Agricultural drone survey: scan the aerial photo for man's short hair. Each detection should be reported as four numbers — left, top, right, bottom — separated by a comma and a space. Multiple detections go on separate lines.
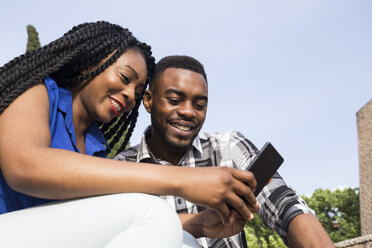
150, 55, 207, 87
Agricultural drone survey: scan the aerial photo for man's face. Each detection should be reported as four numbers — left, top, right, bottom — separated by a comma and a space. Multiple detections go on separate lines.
144, 68, 208, 151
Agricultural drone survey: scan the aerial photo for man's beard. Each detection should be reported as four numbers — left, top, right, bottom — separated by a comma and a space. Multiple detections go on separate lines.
151, 115, 199, 151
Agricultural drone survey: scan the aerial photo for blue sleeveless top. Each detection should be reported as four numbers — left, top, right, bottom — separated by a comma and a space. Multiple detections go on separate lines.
0, 77, 108, 214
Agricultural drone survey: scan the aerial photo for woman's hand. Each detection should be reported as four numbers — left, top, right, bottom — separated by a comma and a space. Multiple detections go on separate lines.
178, 166, 259, 224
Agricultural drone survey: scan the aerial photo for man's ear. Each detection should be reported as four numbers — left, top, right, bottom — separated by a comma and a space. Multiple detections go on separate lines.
143, 89, 153, 113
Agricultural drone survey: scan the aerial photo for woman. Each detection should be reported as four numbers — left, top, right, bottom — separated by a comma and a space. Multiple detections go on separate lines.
0, 21, 256, 247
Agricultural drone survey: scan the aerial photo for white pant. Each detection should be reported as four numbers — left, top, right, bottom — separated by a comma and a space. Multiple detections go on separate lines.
0, 193, 199, 248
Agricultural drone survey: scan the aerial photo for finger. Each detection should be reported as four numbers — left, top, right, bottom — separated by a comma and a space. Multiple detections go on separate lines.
233, 179, 259, 213
229, 209, 246, 222
268, 177, 273, 184
230, 214, 247, 227
214, 203, 230, 225
232, 169, 257, 193
227, 193, 254, 221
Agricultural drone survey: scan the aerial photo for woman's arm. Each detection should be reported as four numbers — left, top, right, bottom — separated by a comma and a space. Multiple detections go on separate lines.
0, 84, 258, 223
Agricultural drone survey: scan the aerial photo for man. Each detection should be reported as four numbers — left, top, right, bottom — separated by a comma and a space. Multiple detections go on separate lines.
115, 56, 334, 247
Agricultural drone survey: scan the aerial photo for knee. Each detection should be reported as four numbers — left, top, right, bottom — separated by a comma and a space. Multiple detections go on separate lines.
102, 194, 183, 247
109, 193, 182, 231
119, 193, 183, 246
134, 194, 181, 227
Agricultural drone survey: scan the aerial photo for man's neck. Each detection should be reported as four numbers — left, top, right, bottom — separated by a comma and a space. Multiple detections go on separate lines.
146, 130, 186, 165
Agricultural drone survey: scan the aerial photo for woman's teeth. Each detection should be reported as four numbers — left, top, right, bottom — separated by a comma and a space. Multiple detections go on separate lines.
110, 98, 122, 112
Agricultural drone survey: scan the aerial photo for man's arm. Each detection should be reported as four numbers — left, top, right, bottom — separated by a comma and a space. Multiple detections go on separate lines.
229, 131, 333, 245
287, 214, 335, 247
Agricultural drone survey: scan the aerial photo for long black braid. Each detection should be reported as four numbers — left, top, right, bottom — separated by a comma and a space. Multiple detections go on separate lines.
0, 21, 155, 156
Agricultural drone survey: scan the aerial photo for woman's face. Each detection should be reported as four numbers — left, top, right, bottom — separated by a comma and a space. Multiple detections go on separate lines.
74, 49, 148, 123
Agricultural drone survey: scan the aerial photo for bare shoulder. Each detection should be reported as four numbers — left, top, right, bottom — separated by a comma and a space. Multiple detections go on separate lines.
0, 82, 51, 151
0, 83, 49, 121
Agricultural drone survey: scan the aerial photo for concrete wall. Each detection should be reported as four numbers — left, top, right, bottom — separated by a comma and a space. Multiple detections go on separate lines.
335, 234, 372, 248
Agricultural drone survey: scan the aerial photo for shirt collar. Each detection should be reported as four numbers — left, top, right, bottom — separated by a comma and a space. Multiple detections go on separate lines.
57, 84, 109, 156
85, 124, 110, 155
134, 126, 154, 162
136, 126, 202, 163
191, 132, 203, 154
57, 86, 74, 133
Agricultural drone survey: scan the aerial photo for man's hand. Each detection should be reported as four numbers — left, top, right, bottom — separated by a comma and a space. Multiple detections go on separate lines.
179, 166, 259, 224
200, 208, 247, 238
180, 208, 247, 239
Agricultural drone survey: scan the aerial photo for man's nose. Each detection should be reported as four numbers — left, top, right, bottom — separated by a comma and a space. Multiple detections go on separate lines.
177, 102, 196, 119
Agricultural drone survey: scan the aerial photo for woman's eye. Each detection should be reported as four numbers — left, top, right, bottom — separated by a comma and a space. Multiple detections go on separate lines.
120, 73, 129, 84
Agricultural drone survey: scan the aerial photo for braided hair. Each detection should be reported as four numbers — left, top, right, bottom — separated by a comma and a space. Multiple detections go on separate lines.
0, 21, 155, 156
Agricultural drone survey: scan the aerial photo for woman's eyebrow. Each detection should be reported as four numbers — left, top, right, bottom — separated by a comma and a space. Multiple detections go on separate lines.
122, 65, 139, 80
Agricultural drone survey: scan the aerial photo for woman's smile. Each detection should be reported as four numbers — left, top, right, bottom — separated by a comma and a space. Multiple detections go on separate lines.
109, 96, 124, 116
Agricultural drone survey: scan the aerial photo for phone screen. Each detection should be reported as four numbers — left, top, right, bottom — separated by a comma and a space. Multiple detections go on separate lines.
246, 142, 284, 196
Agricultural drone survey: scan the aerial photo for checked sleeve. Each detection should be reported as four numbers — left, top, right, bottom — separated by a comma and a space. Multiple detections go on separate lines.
229, 131, 315, 244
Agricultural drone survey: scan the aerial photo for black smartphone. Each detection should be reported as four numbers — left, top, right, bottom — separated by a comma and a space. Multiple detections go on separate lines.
247, 142, 284, 196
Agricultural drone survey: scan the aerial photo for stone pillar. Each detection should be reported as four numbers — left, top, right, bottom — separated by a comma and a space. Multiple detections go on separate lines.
357, 99, 372, 235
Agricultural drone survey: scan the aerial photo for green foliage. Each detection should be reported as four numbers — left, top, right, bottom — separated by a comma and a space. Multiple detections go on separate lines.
244, 213, 286, 248
243, 187, 360, 247
302, 187, 360, 243
106, 129, 130, 158
26, 25, 41, 52
104, 117, 130, 158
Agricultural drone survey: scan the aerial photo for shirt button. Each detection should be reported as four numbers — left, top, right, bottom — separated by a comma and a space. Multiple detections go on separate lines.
177, 198, 183, 204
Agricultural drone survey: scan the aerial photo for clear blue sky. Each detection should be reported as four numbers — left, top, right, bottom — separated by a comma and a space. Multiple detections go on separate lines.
1, 0, 371, 196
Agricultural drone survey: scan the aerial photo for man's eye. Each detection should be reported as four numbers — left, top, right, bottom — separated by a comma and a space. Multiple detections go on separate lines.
168, 98, 180, 105
195, 103, 206, 110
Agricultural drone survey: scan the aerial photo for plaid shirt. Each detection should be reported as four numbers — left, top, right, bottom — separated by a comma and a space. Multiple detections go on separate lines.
114, 127, 314, 248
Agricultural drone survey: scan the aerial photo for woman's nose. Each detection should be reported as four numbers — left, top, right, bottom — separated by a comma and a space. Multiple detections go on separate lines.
121, 87, 136, 110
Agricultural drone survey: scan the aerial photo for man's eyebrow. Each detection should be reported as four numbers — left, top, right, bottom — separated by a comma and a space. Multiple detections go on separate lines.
123, 65, 139, 80
194, 95, 208, 101
165, 88, 185, 97
165, 88, 208, 101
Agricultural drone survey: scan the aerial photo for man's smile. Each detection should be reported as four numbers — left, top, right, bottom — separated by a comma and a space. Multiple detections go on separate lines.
169, 122, 195, 132
166, 119, 198, 140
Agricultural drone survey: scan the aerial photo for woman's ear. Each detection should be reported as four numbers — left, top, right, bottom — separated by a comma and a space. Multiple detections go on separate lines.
143, 90, 153, 113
